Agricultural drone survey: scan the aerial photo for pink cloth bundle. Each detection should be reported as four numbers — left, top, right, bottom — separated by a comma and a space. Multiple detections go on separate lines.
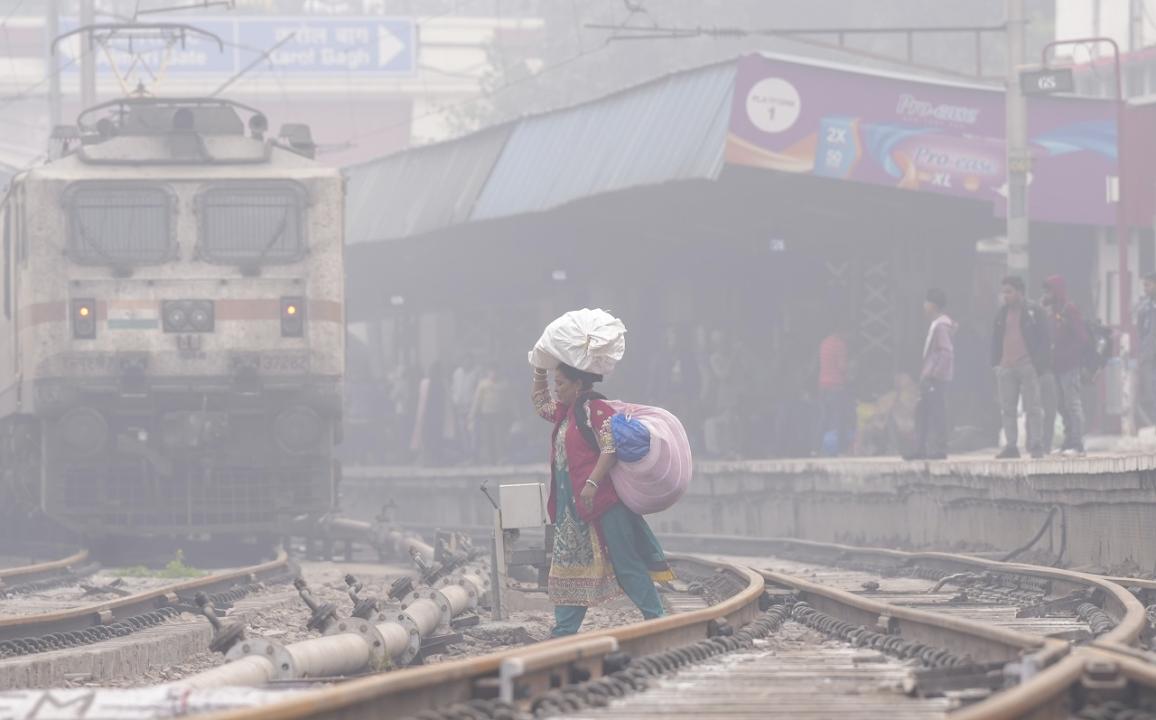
606, 401, 692, 515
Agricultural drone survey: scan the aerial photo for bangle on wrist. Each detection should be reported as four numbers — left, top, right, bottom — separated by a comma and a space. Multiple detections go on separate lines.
585, 479, 598, 489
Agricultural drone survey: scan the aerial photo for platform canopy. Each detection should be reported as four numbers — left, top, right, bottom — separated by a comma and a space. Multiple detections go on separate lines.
346, 60, 738, 246
346, 49, 1133, 248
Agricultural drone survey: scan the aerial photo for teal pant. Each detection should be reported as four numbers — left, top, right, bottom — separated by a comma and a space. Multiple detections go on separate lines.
551, 504, 666, 637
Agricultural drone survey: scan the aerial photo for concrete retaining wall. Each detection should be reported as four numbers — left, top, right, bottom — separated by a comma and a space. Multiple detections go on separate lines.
340, 455, 1156, 575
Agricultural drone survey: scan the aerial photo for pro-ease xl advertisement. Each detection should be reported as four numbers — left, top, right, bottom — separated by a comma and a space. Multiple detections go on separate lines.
726, 53, 1118, 226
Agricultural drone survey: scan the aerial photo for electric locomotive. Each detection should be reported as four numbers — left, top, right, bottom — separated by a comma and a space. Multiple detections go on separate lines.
0, 97, 344, 538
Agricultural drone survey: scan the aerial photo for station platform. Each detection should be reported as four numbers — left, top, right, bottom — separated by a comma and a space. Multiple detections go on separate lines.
340, 439, 1156, 576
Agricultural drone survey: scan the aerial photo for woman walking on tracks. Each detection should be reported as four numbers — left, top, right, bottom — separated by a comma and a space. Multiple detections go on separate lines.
532, 362, 673, 636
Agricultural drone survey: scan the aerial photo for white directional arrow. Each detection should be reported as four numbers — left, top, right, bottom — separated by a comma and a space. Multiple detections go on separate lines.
377, 25, 406, 68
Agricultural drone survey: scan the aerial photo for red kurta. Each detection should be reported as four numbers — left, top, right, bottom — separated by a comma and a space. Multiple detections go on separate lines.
534, 390, 620, 524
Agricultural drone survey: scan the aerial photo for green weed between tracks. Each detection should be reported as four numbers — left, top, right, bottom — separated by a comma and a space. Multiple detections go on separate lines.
114, 550, 207, 579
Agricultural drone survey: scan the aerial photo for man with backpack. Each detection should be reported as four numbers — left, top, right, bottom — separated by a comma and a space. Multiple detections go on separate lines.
1043, 276, 1088, 456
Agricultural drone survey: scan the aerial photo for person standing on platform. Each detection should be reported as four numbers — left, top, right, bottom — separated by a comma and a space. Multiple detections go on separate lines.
991, 277, 1050, 459
817, 322, 854, 456
1135, 273, 1156, 427
450, 355, 481, 462
906, 289, 955, 460
1043, 275, 1088, 456
470, 365, 507, 465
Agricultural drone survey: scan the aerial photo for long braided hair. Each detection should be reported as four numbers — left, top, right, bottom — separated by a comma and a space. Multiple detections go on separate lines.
557, 363, 605, 452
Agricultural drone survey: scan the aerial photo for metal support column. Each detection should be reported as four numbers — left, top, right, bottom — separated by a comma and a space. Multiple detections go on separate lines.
79, 0, 95, 109
46, 0, 61, 125
1005, 0, 1030, 280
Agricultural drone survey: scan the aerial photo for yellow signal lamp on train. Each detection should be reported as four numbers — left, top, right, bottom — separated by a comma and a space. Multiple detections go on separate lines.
281, 296, 305, 337
71, 299, 97, 339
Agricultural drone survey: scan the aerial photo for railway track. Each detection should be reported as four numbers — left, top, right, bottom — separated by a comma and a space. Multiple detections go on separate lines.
4, 533, 1156, 719
108, 534, 1139, 720
0, 549, 295, 661
0, 548, 95, 597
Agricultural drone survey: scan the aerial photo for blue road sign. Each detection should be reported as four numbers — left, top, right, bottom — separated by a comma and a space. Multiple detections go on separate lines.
59, 16, 416, 76
237, 18, 415, 74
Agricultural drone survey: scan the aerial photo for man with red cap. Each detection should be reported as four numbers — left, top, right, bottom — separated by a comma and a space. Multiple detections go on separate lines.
1042, 275, 1087, 456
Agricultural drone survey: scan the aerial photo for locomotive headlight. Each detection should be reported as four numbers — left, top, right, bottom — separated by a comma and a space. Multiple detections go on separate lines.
165, 305, 188, 331
72, 299, 96, 339
189, 303, 213, 332
163, 300, 214, 333
281, 296, 305, 337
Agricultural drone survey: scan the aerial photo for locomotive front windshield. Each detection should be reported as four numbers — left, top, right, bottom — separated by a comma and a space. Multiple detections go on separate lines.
198, 183, 305, 266
63, 181, 308, 268
66, 184, 173, 265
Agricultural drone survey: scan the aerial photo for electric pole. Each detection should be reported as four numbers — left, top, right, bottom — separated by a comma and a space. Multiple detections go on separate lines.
80, 0, 96, 109
1005, 0, 1030, 280
46, 0, 61, 125
1131, 0, 1144, 53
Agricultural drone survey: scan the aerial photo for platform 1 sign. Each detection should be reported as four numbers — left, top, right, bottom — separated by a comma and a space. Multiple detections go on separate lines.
58, 17, 416, 77
726, 53, 1118, 227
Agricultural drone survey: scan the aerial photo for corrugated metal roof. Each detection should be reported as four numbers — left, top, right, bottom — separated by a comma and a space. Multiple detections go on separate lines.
472, 61, 735, 221
344, 124, 511, 245
343, 49, 970, 245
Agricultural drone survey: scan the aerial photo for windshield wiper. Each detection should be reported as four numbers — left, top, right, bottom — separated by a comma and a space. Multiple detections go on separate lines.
241, 208, 291, 275
76, 223, 116, 263
77, 223, 134, 277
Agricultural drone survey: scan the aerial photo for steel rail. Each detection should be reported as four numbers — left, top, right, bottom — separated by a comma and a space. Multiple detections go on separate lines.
0, 548, 89, 587
760, 569, 1070, 665
192, 556, 763, 720
761, 568, 1081, 719
187, 546, 1122, 720
5, 542, 1145, 720
0, 548, 291, 643
946, 645, 1156, 720
179, 519, 1150, 719
661, 533, 1150, 647
676, 534, 1155, 720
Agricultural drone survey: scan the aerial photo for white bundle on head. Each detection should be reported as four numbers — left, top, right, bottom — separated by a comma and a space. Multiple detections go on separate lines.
528, 308, 626, 376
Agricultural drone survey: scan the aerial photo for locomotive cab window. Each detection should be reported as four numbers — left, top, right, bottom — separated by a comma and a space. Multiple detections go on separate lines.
65, 184, 174, 265
197, 183, 305, 267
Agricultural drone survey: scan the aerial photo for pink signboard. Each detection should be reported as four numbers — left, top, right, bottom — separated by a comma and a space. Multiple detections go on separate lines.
726, 54, 1118, 226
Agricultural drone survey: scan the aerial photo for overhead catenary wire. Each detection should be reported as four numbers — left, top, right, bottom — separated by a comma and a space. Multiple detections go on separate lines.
4, 0, 607, 152
0, 0, 28, 30
0, 56, 78, 110
343, 38, 612, 147
210, 31, 296, 96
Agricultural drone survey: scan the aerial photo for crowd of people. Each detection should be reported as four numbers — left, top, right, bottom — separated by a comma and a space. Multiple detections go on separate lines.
344, 272, 1156, 466
344, 356, 537, 466
817, 273, 1141, 461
